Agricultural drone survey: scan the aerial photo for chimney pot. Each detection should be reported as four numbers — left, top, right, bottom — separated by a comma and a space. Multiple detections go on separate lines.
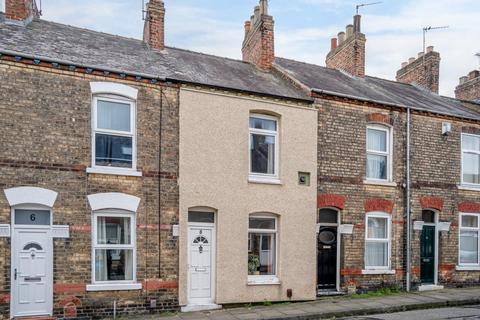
331, 38, 338, 50
460, 76, 468, 85
427, 46, 434, 53
353, 14, 361, 33
401, 62, 408, 68
408, 57, 416, 64
338, 32, 346, 45
468, 70, 480, 80
418, 52, 424, 58
259, 0, 268, 15
244, 21, 251, 35
254, 5, 260, 23
346, 24, 354, 38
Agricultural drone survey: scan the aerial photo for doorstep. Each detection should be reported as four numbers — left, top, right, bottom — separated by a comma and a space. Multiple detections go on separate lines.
181, 304, 222, 312
13, 317, 56, 320
317, 289, 345, 297
418, 284, 444, 292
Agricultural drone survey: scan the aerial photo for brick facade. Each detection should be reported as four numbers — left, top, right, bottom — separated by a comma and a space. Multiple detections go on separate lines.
326, 15, 366, 77
0, 59, 180, 318
455, 70, 480, 102
143, 0, 165, 51
5, 0, 39, 22
396, 46, 441, 94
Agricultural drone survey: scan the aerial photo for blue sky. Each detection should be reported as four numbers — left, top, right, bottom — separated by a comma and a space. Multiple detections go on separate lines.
2, 0, 479, 96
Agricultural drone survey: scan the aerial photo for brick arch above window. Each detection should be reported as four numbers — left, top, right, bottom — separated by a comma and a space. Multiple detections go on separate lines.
420, 196, 444, 211
462, 126, 480, 135
458, 202, 480, 213
364, 198, 394, 214
317, 194, 345, 210
366, 113, 393, 126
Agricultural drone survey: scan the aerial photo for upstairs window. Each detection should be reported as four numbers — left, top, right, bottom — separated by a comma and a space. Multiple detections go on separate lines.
249, 114, 278, 180
462, 133, 480, 185
93, 97, 135, 170
366, 125, 391, 181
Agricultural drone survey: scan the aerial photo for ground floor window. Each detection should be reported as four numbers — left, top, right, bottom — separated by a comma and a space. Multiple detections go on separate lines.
92, 211, 136, 282
459, 213, 480, 265
365, 212, 391, 269
248, 215, 277, 276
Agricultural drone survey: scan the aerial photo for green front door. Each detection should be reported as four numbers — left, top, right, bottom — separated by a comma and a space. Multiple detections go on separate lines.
420, 225, 435, 284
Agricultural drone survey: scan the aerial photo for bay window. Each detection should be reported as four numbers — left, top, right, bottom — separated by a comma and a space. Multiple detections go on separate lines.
462, 133, 480, 185
365, 213, 391, 270
249, 114, 279, 182
459, 213, 480, 266
366, 125, 391, 181
248, 215, 278, 283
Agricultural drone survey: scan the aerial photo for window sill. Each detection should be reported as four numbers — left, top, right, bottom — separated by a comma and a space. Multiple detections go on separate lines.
363, 180, 397, 187
362, 269, 396, 275
86, 167, 142, 177
456, 265, 480, 271
458, 185, 480, 192
86, 283, 142, 291
248, 176, 282, 185
247, 276, 280, 285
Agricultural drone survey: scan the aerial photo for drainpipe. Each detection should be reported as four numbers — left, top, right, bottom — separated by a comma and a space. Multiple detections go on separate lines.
406, 107, 412, 292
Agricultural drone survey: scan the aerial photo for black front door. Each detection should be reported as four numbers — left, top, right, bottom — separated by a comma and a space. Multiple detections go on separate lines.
317, 226, 337, 290
420, 225, 435, 284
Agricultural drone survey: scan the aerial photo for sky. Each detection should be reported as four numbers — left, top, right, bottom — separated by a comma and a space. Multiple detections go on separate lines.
1, 0, 479, 97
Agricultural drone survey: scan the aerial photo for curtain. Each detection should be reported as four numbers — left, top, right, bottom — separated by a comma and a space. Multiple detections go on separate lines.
367, 154, 386, 179
367, 129, 386, 152
460, 231, 479, 264
463, 153, 480, 184
365, 242, 388, 267
97, 100, 131, 132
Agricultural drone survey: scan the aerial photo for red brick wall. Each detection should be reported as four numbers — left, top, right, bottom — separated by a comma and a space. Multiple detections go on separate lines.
5, 0, 38, 21
143, 0, 165, 50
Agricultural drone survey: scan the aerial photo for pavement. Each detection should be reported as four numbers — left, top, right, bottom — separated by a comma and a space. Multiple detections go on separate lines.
343, 305, 480, 319
118, 287, 480, 320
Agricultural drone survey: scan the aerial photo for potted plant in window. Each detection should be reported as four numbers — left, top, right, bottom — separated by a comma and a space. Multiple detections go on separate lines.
248, 254, 260, 275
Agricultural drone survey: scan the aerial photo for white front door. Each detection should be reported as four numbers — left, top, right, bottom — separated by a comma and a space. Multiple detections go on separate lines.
188, 225, 214, 305
11, 228, 53, 317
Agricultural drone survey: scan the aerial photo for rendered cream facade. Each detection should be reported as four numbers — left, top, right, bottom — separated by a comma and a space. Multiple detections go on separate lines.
179, 88, 318, 306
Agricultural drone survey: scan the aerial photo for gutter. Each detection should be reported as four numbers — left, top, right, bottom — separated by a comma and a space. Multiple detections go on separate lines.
0, 49, 167, 81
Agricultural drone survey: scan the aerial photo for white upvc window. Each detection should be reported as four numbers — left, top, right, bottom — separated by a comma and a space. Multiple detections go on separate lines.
366, 125, 392, 182
364, 212, 391, 270
248, 215, 279, 284
91, 95, 137, 175
249, 114, 279, 183
90, 210, 137, 287
459, 213, 480, 266
461, 133, 480, 186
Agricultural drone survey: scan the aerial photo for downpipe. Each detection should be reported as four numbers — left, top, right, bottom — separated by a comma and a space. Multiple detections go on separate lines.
406, 107, 412, 292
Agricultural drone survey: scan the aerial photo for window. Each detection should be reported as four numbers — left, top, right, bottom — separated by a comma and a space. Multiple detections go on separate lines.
249, 114, 279, 180
459, 213, 480, 265
92, 211, 136, 284
248, 215, 277, 278
365, 213, 391, 269
92, 96, 136, 171
366, 125, 391, 181
462, 133, 480, 185
318, 208, 338, 224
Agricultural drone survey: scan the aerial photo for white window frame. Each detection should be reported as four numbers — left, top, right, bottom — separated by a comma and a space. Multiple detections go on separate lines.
88, 94, 141, 177
366, 124, 392, 183
87, 209, 141, 291
247, 214, 279, 285
458, 213, 480, 267
364, 212, 392, 271
248, 114, 280, 184
461, 133, 480, 188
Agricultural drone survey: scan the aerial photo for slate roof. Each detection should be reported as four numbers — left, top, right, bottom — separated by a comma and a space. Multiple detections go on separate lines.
276, 57, 480, 120
0, 13, 310, 101
1, 13, 480, 120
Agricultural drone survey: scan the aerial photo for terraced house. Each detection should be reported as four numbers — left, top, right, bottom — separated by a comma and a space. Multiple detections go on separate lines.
1, 0, 480, 319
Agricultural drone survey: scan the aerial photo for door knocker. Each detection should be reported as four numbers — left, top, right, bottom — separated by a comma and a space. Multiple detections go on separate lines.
30, 250, 36, 259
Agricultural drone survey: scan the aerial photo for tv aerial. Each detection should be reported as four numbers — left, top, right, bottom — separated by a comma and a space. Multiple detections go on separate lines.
356, 2, 382, 15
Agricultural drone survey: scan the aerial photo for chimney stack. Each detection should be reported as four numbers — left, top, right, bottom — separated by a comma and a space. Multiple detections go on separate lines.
242, 0, 275, 71
396, 46, 441, 94
5, 0, 39, 25
143, 0, 165, 51
455, 70, 480, 102
326, 15, 366, 77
